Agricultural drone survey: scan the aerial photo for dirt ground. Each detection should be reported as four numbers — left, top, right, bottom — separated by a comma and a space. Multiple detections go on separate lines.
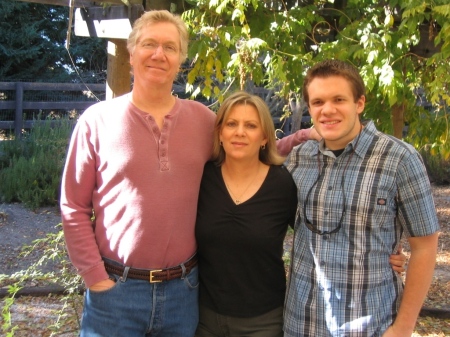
0, 184, 449, 336
420, 185, 450, 311
0, 204, 61, 275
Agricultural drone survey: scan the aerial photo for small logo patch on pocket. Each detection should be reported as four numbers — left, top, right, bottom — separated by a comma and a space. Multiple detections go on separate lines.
377, 198, 387, 205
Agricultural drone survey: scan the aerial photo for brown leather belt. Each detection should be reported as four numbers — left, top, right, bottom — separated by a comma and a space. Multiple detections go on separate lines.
104, 255, 198, 283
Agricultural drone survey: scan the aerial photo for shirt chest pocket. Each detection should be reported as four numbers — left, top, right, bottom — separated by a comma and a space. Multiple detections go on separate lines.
349, 183, 397, 231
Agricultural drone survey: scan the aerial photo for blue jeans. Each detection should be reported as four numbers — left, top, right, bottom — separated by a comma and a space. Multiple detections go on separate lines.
80, 266, 199, 337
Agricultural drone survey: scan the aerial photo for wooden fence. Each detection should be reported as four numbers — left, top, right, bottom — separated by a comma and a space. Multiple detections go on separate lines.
0, 82, 105, 138
0, 82, 302, 139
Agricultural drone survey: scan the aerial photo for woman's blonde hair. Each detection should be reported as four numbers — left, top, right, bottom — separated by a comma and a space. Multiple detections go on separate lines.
127, 10, 189, 63
212, 91, 285, 166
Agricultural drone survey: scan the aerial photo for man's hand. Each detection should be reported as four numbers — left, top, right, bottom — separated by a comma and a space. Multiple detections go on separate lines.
382, 325, 410, 337
309, 126, 321, 141
89, 278, 116, 292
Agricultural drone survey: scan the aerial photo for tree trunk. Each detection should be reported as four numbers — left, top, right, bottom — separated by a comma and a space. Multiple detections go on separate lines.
391, 103, 405, 139
145, 0, 186, 13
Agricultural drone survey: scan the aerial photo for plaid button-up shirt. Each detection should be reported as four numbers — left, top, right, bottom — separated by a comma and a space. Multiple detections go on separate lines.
283, 121, 439, 336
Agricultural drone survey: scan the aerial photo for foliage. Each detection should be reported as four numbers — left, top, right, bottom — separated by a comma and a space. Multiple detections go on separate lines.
409, 102, 450, 171
182, 0, 450, 158
1, 283, 20, 336
0, 0, 107, 82
1, 225, 83, 336
420, 146, 450, 185
0, 117, 73, 209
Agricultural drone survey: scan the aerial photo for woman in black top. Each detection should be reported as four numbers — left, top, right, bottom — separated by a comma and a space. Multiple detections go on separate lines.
196, 91, 295, 336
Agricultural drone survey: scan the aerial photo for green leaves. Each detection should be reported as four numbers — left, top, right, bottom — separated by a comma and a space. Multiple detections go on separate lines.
184, 0, 449, 157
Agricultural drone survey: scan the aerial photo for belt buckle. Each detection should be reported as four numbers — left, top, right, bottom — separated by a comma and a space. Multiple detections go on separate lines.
149, 269, 162, 283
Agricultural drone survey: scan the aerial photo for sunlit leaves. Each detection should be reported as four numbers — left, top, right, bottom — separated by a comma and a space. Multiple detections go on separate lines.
433, 4, 450, 17
183, 0, 449, 155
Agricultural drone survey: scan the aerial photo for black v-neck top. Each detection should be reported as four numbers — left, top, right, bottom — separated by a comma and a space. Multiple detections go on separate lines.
195, 161, 298, 317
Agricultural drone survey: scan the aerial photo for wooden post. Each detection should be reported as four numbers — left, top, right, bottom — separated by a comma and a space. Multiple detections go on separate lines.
15, 82, 24, 139
106, 39, 131, 100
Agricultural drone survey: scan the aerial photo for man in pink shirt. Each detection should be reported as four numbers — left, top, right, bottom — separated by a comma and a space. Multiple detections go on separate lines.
60, 10, 216, 336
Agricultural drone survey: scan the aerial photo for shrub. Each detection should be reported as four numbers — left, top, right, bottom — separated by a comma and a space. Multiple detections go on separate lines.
0, 118, 73, 209
420, 146, 450, 185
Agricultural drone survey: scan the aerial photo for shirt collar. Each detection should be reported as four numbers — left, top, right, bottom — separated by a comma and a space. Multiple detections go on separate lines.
316, 120, 377, 159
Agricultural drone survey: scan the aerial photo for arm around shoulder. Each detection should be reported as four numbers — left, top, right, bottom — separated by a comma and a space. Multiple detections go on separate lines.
276, 127, 319, 156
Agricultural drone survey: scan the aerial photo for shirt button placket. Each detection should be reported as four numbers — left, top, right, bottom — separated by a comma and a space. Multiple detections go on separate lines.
159, 119, 170, 171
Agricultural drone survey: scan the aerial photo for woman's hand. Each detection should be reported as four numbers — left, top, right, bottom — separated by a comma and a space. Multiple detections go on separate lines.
390, 247, 408, 274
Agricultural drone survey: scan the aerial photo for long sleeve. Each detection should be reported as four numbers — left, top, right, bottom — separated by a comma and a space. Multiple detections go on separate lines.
276, 128, 311, 156
60, 114, 107, 287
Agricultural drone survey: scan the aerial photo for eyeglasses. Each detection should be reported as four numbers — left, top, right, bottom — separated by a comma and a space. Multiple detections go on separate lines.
303, 171, 347, 235
141, 42, 179, 55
